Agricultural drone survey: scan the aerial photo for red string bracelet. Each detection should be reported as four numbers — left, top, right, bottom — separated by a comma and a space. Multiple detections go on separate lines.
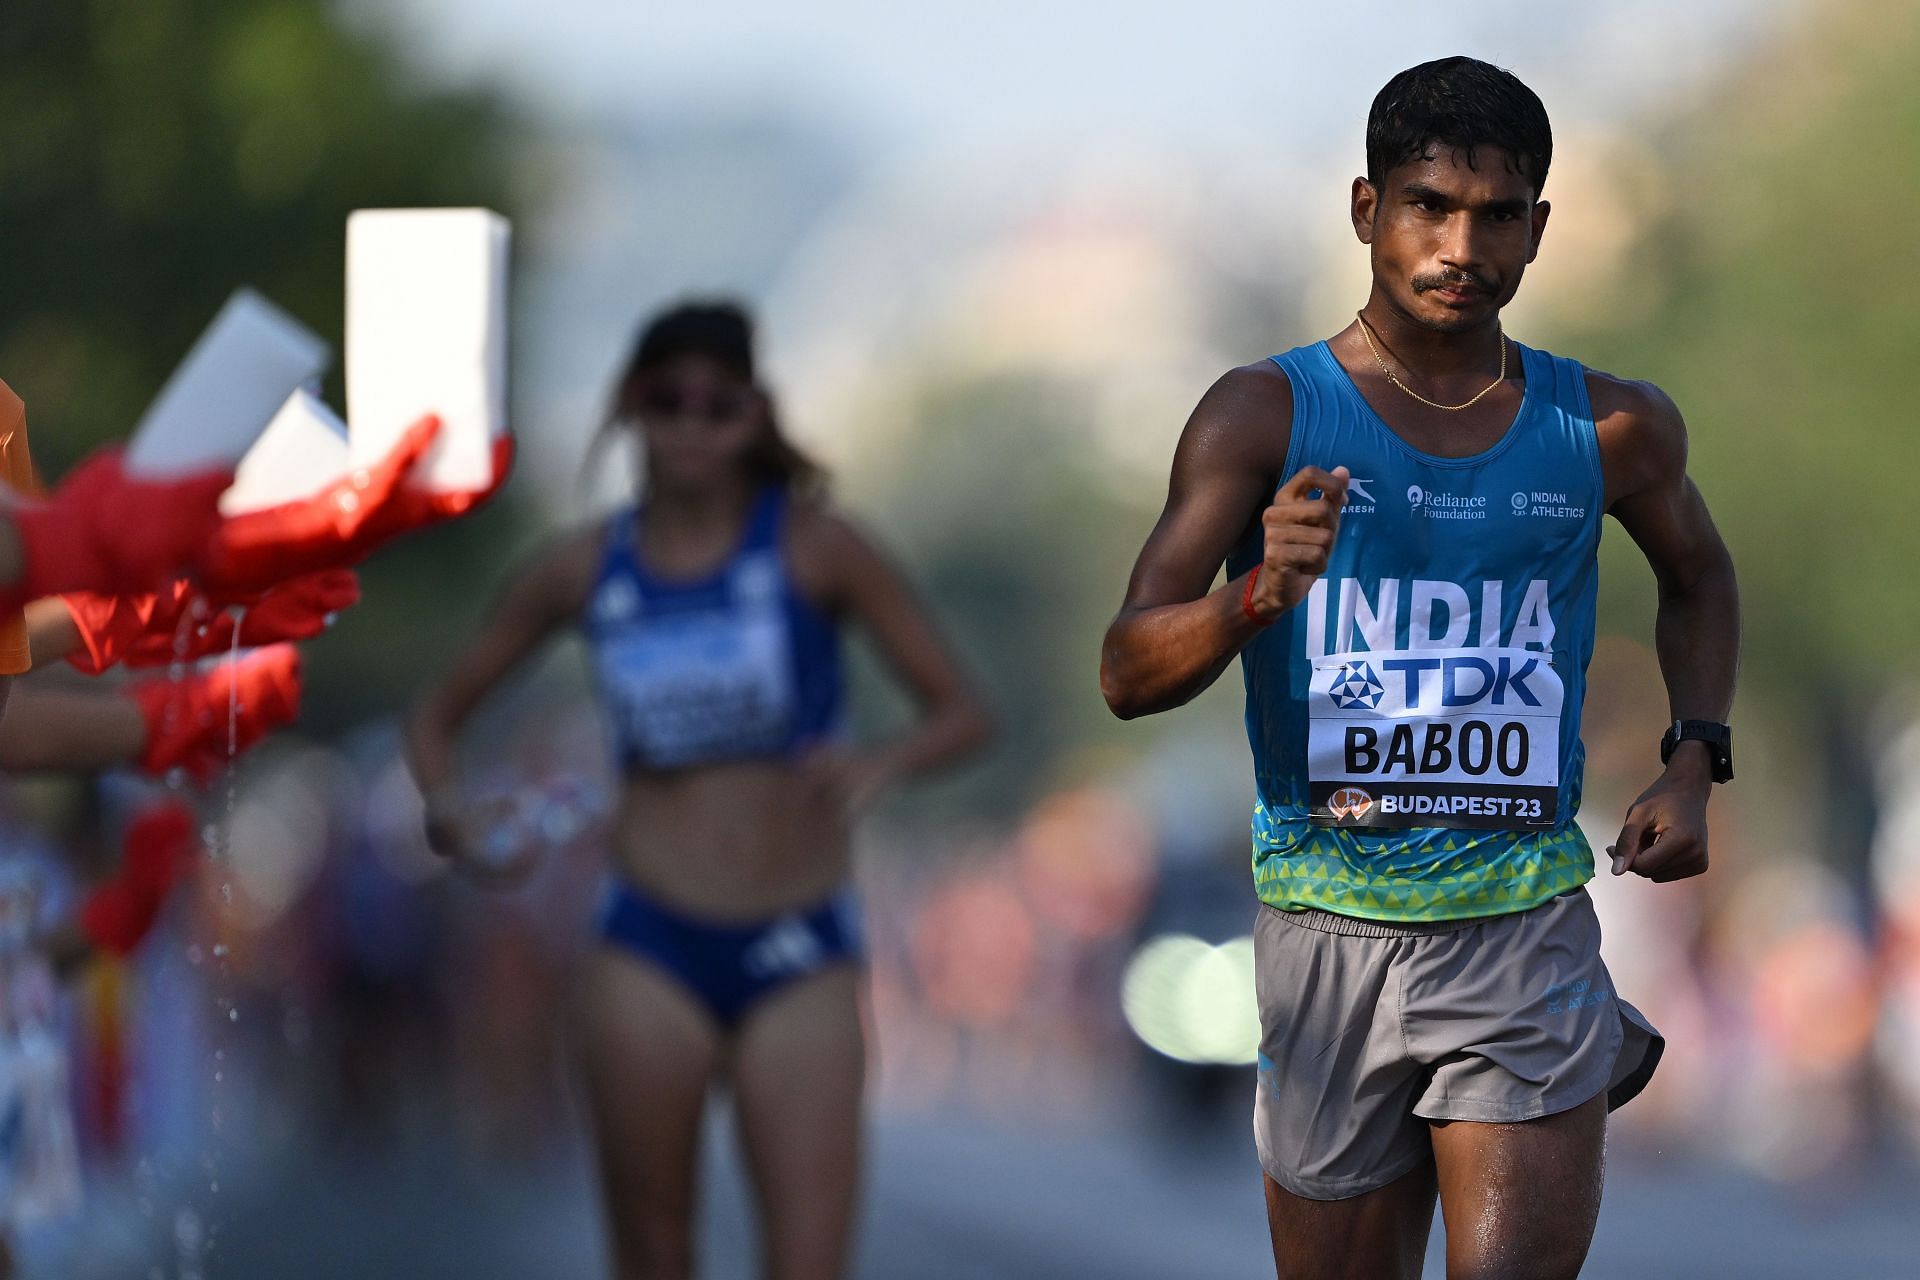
1243, 566, 1274, 627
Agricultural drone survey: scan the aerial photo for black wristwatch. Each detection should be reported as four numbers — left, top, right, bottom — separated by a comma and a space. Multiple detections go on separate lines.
1660, 720, 1733, 783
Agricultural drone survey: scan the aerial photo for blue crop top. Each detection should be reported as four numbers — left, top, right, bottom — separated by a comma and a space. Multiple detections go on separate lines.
582, 487, 843, 771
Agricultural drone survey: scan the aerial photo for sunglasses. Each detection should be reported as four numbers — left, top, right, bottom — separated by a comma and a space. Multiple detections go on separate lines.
636, 384, 760, 425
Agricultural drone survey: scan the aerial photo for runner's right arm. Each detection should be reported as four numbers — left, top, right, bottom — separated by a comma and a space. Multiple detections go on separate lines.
1101, 362, 1343, 719
403, 528, 600, 825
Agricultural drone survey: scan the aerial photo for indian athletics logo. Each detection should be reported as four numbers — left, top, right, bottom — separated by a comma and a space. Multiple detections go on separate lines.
1328, 660, 1385, 710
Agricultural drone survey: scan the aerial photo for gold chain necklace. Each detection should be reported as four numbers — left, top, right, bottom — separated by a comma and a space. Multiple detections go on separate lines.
1355, 311, 1507, 412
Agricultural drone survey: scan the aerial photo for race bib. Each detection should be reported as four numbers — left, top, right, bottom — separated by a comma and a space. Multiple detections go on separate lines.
1307, 645, 1561, 830
594, 555, 796, 767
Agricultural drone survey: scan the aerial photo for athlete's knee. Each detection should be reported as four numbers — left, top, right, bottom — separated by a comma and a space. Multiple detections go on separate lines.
764, 1240, 851, 1280
611, 1239, 695, 1280
608, 1204, 697, 1280
1445, 1233, 1589, 1280
755, 1175, 859, 1280
613, 1258, 691, 1280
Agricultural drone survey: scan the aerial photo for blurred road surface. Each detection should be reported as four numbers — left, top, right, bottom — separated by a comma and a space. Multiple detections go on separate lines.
35, 1096, 1920, 1279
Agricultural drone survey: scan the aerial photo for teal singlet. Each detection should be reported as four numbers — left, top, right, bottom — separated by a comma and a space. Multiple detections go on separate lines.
1227, 340, 1603, 922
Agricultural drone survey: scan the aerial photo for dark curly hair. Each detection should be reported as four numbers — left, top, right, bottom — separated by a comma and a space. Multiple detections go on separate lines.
1366, 57, 1552, 197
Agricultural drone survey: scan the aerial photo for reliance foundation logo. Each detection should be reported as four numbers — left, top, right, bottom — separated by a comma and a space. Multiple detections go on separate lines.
1407, 484, 1488, 520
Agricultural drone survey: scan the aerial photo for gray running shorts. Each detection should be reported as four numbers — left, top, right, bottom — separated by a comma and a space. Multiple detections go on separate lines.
1252, 887, 1661, 1200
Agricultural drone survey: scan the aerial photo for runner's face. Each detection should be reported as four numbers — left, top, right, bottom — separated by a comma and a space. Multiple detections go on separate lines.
631, 354, 763, 494
1353, 146, 1550, 333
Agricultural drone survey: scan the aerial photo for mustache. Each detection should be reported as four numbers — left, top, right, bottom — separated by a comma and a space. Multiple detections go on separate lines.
1412, 268, 1496, 295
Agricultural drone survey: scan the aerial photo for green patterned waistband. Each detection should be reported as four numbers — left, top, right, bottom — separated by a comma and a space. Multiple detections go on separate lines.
1250, 821, 1594, 923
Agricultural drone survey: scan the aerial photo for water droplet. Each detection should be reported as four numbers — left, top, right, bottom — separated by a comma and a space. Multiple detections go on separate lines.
220, 883, 233, 904
213, 1071, 223, 1083
201, 824, 221, 847
227, 1008, 239, 1022
173, 1205, 203, 1253
186, 946, 204, 966
212, 944, 228, 959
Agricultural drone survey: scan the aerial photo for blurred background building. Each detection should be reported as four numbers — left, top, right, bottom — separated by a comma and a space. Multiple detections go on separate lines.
3, 0, 1918, 1275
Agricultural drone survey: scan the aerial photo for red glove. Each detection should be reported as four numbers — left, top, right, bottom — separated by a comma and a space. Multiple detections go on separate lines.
77, 800, 199, 956
226, 568, 361, 645
195, 415, 441, 595
4, 447, 232, 610
378, 432, 516, 531
62, 570, 359, 674
133, 644, 302, 785
60, 589, 160, 675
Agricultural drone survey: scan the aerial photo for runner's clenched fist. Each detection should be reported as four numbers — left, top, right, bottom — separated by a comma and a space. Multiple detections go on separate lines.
1246, 465, 1349, 623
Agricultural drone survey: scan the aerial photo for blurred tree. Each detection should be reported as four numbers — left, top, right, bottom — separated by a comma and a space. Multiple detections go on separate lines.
0, 0, 537, 725
1564, 0, 1920, 687
844, 371, 1204, 820
0, 0, 529, 464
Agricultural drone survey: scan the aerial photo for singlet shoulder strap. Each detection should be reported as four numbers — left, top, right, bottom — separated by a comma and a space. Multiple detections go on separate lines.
1524, 345, 1603, 494
1265, 342, 1327, 385
739, 484, 789, 553
1265, 342, 1340, 479
1538, 347, 1597, 427
599, 504, 640, 567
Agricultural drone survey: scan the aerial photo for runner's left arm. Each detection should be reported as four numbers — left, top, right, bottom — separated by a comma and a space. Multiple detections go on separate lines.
1594, 374, 1740, 882
790, 508, 993, 812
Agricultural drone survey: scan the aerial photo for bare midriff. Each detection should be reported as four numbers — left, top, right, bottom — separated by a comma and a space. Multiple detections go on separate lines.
608, 757, 849, 921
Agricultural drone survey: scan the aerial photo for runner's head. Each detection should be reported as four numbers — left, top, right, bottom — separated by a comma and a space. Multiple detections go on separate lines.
607, 300, 822, 500
1354, 57, 1553, 333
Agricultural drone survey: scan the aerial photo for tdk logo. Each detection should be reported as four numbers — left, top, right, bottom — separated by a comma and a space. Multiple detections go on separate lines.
1366, 653, 1545, 709
1328, 661, 1385, 709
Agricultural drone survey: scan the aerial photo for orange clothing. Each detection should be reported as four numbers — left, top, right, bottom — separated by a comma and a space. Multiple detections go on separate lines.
0, 379, 39, 673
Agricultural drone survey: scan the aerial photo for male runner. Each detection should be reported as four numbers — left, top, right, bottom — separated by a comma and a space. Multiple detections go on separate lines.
1101, 57, 1739, 1279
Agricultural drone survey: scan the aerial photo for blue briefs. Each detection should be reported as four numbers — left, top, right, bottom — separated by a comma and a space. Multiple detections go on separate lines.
597, 878, 863, 1027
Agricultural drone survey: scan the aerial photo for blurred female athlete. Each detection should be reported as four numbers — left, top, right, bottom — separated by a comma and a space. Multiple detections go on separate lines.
407, 301, 991, 1280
